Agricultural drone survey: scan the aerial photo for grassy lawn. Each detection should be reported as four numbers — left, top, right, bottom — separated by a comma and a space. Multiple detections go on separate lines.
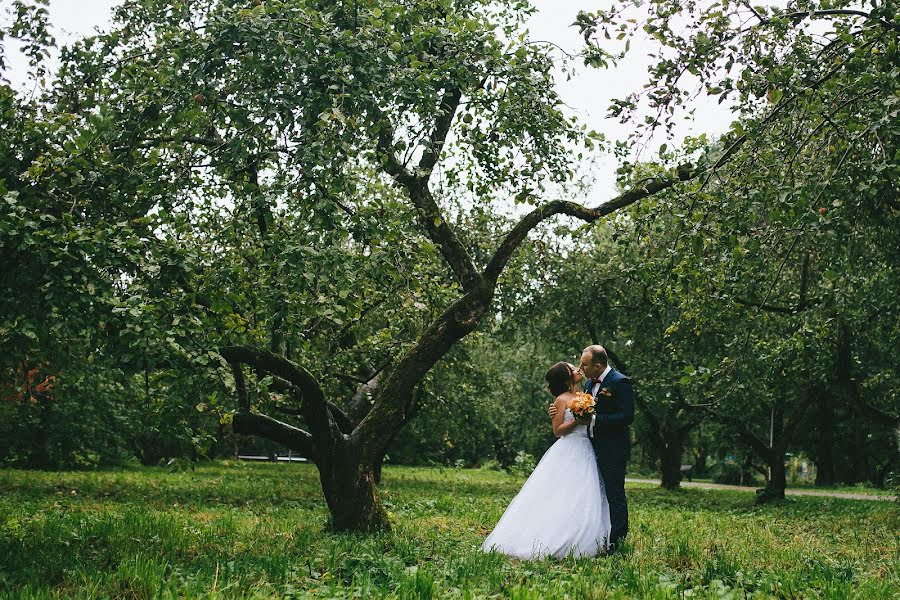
0, 462, 897, 599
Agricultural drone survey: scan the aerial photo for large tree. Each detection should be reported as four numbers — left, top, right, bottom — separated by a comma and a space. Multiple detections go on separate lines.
13, 0, 698, 532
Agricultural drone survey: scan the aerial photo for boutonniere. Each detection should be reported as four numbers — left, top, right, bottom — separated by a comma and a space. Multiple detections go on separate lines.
598, 388, 612, 398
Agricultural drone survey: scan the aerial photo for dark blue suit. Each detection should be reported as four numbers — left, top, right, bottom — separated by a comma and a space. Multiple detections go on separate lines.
586, 368, 634, 551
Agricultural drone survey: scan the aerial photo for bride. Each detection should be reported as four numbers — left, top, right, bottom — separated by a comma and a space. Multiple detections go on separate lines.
481, 361, 611, 559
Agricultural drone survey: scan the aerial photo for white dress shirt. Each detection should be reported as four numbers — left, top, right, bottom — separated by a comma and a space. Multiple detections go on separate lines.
588, 365, 612, 437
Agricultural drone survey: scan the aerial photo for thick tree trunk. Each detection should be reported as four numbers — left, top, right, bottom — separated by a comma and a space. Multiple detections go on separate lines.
232, 411, 391, 531
815, 388, 836, 486
757, 447, 787, 502
659, 430, 683, 490
227, 291, 490, 533
318, 444, 390, 532
732, 386, 814, 504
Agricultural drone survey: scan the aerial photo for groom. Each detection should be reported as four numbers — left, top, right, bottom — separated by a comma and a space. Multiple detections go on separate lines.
550, 345, 635, 553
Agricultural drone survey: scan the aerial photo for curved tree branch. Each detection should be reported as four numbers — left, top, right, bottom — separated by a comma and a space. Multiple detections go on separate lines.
484, 164, 698, 284
352, 289, 490, 457
220, 345, 336, 442
374, 104, 483, 291
258, 373, 353, 433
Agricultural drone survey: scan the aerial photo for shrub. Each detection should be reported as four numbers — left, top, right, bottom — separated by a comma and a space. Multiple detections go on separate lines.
508, 451, 536, 477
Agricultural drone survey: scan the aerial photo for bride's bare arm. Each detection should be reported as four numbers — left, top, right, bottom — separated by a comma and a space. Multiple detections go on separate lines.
551, 397, 579, 437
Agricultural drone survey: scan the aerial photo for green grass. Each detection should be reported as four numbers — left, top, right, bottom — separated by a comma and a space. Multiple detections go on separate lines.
1, 462, 897, 599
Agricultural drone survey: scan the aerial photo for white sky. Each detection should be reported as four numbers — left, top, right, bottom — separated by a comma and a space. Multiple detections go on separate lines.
3, 0, 737, 203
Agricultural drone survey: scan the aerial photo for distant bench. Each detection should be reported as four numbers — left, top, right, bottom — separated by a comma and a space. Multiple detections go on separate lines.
237, 454, 308, 463
680, 465, 693, 482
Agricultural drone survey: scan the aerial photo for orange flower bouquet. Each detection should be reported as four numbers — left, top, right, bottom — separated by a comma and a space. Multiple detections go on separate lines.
569, 392, 595, 419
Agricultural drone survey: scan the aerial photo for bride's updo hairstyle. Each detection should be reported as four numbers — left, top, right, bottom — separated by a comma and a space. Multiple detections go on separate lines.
545, 362, 573, 396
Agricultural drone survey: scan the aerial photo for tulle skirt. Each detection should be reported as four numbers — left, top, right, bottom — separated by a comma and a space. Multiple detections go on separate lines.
482, 427, 611, 559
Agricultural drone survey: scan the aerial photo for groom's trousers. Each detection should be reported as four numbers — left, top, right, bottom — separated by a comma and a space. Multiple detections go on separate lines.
597, 452, 628, 551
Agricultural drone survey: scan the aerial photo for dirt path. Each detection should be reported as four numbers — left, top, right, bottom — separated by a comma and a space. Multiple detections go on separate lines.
625, 478, 897, 502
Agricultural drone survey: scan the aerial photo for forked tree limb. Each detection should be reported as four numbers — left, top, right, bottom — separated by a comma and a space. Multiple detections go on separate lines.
220, 345, 337, 442
260, 374, 353, 433
373, 98, 483, 292
418, 86, 463, 174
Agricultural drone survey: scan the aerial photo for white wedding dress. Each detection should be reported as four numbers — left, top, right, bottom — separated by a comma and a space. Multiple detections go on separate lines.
482, 409, 611, 559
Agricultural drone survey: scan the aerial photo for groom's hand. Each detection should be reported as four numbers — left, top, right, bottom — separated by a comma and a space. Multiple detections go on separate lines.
547, 403, 558, 418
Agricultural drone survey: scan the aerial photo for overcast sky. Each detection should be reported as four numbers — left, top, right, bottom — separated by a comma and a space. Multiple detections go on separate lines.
4, 0, 737, 203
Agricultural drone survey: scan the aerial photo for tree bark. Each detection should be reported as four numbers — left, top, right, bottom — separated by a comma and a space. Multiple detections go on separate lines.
759, 445, 788, 502
726, 386, 815, 503
231, 412, 389, 531
659, 426, 684, 490
815, 388, 836, 486
317, 441, 390, 532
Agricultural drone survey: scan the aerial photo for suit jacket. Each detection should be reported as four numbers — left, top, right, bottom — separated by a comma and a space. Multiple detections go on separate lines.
585, 368, 635, 461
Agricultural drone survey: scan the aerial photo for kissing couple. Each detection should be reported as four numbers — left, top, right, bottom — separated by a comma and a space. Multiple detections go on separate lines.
481, 345, 635, 559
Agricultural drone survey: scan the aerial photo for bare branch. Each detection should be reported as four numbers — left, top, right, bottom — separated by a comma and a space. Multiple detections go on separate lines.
232, 412, 315, 457
778, 9, 900, 32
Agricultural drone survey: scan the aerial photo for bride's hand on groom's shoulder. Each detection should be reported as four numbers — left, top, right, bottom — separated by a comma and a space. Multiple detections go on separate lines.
547, 403, 558, 417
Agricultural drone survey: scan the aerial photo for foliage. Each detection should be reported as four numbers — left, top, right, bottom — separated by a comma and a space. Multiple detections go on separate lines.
0, 0, 54, 81
508, 450, 537, 477
567, 0, 900, 492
